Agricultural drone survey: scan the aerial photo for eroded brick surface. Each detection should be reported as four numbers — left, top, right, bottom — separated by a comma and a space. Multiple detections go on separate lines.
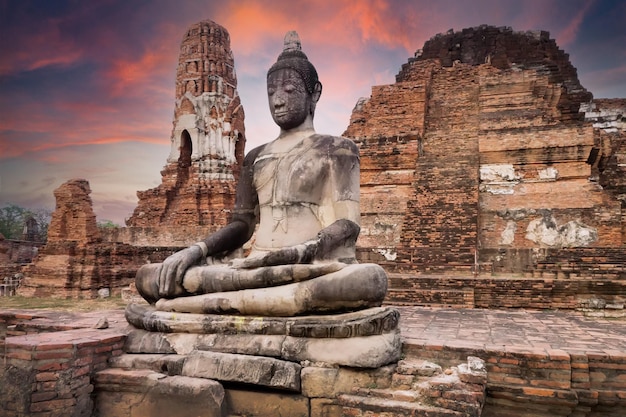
344, 25, 625, 286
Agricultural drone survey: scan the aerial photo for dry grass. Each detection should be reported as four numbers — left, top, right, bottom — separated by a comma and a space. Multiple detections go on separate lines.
0, 295, 128, 311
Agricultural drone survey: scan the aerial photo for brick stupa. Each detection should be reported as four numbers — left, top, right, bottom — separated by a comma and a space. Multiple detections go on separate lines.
127, 20, 246, 229
344, 26, 625, 293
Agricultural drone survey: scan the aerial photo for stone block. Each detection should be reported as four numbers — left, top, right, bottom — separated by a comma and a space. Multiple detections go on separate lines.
109, 353, 186, 376
310, 398, 342, 417
126, 304, 399, 338
225, 388, 309, 417
124, 329, 176, 354
95, 369, 224, 417
182, 350, 301, 391
396, 358, 443, 377
123, 328, 285, 357
301, 365, 395, 398
282, 329, 402, 368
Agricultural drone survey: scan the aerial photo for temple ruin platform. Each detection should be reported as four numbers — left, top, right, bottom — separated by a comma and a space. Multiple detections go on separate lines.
2, 304, 625, 416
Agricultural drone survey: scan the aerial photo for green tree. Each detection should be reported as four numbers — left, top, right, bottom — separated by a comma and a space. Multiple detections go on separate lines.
0, 204, 52, 241
97, 219, 120, 229
0, 204, 26, 239
29, 208, 53, 242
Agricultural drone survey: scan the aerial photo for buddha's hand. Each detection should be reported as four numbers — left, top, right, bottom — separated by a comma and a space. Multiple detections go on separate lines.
157, 245, 204, 297
231, 239, 319, 269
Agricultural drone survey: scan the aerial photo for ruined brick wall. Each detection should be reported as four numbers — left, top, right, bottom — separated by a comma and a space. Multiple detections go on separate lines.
18, 241, 178, 298
413, 25, 592, 121
0, 316, 125, 417
344, 26, 624, 277
47, 179, 101, 245
477, 67, 621, 251
400, 63, 481, 272
584, 99, 626, 244
19, 180, 179, 298
127, 19, 245, 232
345, 62, 433, 260
346, 61, 482, 272
101, 225, 212, 247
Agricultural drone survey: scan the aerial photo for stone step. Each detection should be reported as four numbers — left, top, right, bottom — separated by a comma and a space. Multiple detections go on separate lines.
96, 366, 310, 417
109, 353, 186, 375
339, 358, 485, 417
109, 351, 301, 391
338, 394, 468, 417
94, 368, 225, 417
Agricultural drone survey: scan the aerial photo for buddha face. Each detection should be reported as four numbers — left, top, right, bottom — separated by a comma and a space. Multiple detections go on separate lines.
267, 68, 313, 130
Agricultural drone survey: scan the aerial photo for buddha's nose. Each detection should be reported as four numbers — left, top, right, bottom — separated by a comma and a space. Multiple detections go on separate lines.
273, 95, 285, 108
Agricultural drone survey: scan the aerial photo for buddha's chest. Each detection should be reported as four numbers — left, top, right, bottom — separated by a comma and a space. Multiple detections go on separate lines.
253, 148, 329, 206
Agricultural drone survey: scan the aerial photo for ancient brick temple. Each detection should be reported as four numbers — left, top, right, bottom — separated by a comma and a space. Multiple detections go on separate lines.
127, 19, 246, 231
17, 180, 179, 298
345, 26, 625, 308
16, 24, 626, 309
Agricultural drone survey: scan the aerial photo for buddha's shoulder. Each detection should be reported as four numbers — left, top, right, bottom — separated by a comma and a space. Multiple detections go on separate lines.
243, 143, 268, 166
307, 134, 359, 156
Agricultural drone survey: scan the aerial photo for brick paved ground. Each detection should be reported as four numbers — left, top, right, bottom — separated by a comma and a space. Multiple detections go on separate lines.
397, 306, 626, 356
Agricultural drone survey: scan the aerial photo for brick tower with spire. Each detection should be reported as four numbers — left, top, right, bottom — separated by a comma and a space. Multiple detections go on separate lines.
127, 19, 246, 230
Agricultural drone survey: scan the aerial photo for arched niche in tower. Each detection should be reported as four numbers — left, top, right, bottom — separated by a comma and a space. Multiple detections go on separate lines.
234, 131, 245, 166
179, 129, 192, 169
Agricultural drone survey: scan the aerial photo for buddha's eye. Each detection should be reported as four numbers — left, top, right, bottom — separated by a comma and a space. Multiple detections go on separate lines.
267, 87, 276, 96
284, 84, 295, 93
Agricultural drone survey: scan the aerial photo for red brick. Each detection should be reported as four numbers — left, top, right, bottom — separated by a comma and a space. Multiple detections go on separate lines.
30, 398, 76, 413
35, 372, 59, 382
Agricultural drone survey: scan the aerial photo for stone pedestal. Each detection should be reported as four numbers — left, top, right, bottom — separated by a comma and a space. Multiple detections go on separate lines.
125, 303, 402, 368
106, 303, 488, 416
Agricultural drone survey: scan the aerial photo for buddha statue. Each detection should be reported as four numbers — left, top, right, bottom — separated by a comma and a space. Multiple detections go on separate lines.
134, 31, 388, 317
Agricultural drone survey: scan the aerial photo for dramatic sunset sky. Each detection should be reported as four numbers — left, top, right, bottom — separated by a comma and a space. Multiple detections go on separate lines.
1, 0, 625, 224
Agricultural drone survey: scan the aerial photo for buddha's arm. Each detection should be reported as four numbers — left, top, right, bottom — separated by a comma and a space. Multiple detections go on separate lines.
157, 148, 261, 296
233, 217, 360, 269
196, 145, 260, 255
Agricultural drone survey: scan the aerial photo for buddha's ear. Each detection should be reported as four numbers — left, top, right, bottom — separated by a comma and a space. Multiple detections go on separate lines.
312, 81, 322, 103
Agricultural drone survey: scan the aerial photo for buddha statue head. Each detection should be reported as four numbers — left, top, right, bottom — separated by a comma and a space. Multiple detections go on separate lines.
267, 31, 322, 129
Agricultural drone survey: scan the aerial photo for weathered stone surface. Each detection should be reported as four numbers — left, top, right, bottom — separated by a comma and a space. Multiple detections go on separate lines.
125, 327, 401, 368
395, 358, 443, 378
109, 353, 187, 376
181, 350, 301, 391
127, 19, 245, 231
124, 304, 402, 367
95, 368, 224, 417
126, 303, 399, 337
154, 263, 388, 316
124, 328, 285, 357
282, 329, 402, 368
301, 365, 395, 398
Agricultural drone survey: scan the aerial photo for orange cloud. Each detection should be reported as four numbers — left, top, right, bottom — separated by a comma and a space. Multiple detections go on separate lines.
105, 41, 177, 97
0, 138, 157, 161
214, 2, 294, 57
0, 13, 86, 76
333, 0, 416, 52
556, 0, 594, 46
216, 0, 420, 58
